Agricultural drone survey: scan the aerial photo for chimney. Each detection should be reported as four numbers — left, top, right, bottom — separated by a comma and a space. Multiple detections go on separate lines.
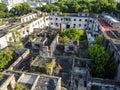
60, 23, 63, 32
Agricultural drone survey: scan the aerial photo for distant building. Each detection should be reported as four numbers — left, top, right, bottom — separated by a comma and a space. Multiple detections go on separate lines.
116, 0, 120, 2
46, 0, 58, 4
1, 0, 27, 10
27, 0, 47, 8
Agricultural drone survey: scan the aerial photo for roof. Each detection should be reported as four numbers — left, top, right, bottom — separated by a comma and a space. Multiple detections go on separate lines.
18, 74, 37, 85
35, 75, 58, 90
31, 57, 54, 67
104, 15, 120, 23
98, 19, 113, 31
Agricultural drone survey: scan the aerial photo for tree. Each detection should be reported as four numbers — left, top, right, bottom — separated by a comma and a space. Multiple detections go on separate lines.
95, 35, 103, 45
0, 3, 7, 12
88, 45, 110, 78
0, 50, 13, 71
104, 58, 117, 79
0, 11, 6, 18
10, 3, 32, 16
60, 36, 71, 44
37, 0, 119, 17
60, 28, 84, 41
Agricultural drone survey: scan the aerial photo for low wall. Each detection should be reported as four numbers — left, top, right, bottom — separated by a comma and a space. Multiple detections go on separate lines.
8, 49, 30, 70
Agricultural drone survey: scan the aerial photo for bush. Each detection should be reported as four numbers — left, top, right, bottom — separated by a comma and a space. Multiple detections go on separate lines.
15, 83, 29, 90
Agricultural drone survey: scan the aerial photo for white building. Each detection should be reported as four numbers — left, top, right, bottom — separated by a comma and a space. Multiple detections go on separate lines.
27, 0, 47, 8
0, 12, 99, 49
116, 0, 120, 2
0, 32, 8, 49
50, 12, 98, 30
0, 12, 49, 49
46, 0, 58, 4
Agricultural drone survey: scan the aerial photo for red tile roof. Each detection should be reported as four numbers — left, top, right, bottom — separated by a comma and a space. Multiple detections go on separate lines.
98, 19, 113, 31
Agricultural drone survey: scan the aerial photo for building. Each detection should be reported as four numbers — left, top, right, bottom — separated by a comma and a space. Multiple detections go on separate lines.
50, 12, 99, 45
1, 0, 27, 10
0, 73, 16, 90
0, 12, 49, 49
98, 14, 120, 82
102, 15, 120, 28
4, 71, 62, 90
46, 0, 58, 4
116, 0, 120, 2
27, 0, 47, 8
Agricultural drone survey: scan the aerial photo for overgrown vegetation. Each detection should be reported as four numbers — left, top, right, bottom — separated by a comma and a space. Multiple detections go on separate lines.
0, 74, 3, 81
15, 83, 30, 90
0, 3, 32, 18
0, 50, 14, 71
88, 36, 117, 79
60, 28, 84, 44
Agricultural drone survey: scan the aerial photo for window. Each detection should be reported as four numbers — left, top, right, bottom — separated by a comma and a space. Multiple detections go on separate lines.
85, 19, 87, 21
74, 19, 76, 21
56, 23, 58, 26
9, 37, 12, 41
79, 19, 81, 21
61, 18, 63, 21
73, 24, 76, 28
51, 23, 53, 25
69, 18, 71, 21
90, 20, 92, 22
79, 24, 81, 27
66, 18, 68, 21
56, 18, 58, 20
23, 31, 25, 34
26, 18, 28, 21
84, 24, 86, 27
85, 14, 88, 16
50, 18, 53, 20
27, 29, 29, 33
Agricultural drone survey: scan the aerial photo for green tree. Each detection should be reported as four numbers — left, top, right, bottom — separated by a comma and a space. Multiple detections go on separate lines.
104, 58, 117, 79
60, 28, 84, 41
60, 36, 71, 44
10, 3, 32, 16
0, 11, 6, 18
88, 45, 110, 78
0, 50, 13, 71
95, 35, 103, 45
0, 3, 7, 12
